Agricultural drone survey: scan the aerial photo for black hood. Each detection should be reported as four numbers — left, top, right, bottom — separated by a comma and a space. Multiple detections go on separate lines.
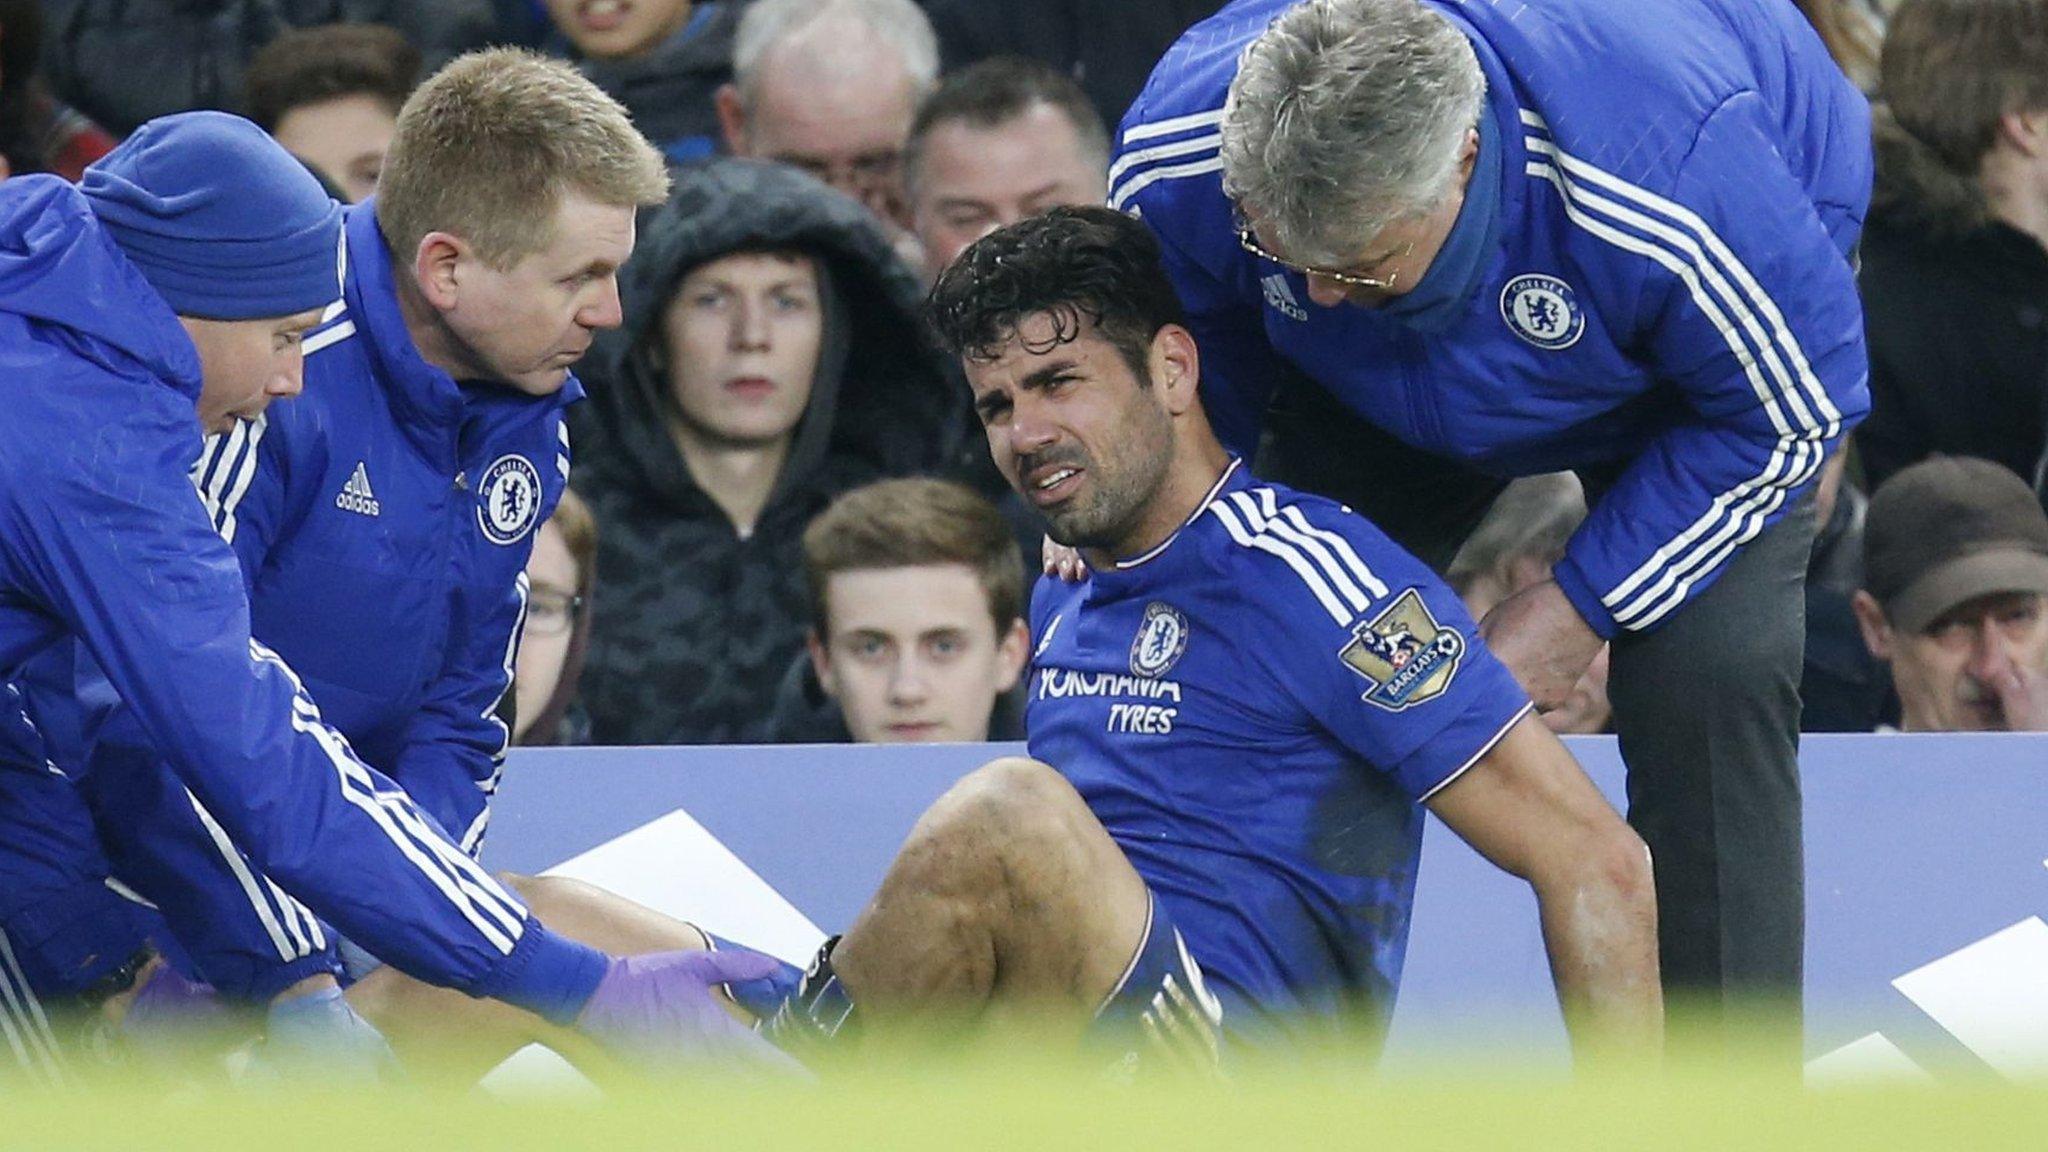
574, 157, 959, 517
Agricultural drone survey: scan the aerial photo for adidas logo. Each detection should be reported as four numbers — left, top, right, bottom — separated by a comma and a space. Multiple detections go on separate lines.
335, 461, 381, 517
1261, 273, 1307, 322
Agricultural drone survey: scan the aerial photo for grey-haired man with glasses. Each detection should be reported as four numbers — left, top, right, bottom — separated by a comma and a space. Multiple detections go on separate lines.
1107, 0, 1874, 1052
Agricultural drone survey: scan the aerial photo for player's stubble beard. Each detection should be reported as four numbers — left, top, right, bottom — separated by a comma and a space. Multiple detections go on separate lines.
1035, 389, 1177, 557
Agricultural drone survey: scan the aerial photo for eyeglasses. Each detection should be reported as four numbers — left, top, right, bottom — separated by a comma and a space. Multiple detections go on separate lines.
780, 150, 904, 197
525, 588, 585, 639
1233, 210, 1411, 291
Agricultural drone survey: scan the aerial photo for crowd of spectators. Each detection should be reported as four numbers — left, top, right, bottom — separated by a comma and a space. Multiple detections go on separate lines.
1, 0, 2044, 745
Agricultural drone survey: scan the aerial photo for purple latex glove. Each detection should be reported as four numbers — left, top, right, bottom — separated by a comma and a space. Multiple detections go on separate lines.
118, 960, 236, 1066
578, 949, 807, 1077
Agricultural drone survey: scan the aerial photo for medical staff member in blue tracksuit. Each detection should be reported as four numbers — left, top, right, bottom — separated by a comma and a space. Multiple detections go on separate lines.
1108, 0, 1872, 1036
0, 109, 785, 1077
31, 48, 663, 1016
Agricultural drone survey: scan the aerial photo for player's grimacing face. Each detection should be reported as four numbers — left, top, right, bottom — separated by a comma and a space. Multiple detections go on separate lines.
966, 314, 1175, 554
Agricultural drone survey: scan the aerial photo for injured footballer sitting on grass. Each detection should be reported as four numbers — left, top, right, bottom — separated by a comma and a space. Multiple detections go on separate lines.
448, 207, 1661, 1076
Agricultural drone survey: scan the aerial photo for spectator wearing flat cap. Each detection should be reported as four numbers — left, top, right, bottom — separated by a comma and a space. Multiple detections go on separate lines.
1852, 456, 2048, 732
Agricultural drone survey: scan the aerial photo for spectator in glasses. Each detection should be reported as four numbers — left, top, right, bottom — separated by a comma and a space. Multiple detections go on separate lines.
716, 0, 938, 245
516, 489, 599, 746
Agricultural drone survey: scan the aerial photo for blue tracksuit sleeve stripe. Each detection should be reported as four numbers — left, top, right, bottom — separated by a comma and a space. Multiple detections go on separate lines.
1542, 97, 1868, 635
0, 928, 64, 1085
192, 418, 258, 541
11, 413, 546, 996
183, 788, 324, 961
1108, 124, 1223, 211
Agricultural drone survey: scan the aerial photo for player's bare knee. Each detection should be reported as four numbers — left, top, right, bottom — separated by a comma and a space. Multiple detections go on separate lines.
905, 758, 1098, 881
944, 757, 1091, 846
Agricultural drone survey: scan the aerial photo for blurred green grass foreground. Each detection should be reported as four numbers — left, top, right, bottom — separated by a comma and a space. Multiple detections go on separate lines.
9, 1039, 2048, 1152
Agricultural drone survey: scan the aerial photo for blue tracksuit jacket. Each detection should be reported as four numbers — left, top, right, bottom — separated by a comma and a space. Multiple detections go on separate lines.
7, 199, 583, 1001
1112, 0, 1872, 636
0, 176, 598, 1014
195, 200, 578, 853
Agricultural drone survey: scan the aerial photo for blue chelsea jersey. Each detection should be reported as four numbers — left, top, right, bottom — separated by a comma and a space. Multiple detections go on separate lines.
1026, 461, 1531, 1037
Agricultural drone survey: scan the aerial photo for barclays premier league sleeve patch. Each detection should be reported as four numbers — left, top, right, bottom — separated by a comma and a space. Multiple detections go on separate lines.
1336, 588, 1465, 712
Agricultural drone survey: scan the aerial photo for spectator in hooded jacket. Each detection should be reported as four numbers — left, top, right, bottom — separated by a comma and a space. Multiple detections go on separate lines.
572, 157, 959, 745
543, 0, 746, 163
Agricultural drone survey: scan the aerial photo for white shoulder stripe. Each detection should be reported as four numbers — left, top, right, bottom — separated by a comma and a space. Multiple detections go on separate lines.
1528, 139, 1839, 435
1234, 491, 1374, 614
1521, 134, 1837, 630
1121, 108, 1224, 145
1108, 130, 1225, 189
1209, 496, 1351, 625
1547, 143, 1842, 429
192, 415, 267, 543
1257, 490, 1391, 601
215, 417, 266, 544
304, 318, 357, 356
190, 424, 240, 504
1109, 149, 1224, 212
1526, 147, 1811, 438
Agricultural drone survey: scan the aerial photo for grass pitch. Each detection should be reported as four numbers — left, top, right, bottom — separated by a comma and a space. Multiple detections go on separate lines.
7, 1052, 2047, 1152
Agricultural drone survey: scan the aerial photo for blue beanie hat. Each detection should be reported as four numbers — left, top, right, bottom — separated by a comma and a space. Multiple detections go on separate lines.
80, 110, 343, 321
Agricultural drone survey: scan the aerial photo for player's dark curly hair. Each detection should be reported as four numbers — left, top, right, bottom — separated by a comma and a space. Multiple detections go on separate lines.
925, 205, 1187, 383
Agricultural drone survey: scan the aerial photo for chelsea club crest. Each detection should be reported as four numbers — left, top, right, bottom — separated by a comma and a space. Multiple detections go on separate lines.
477, 454, 543, 546
1129, 602, 1189, 678
1500, 273, 1586, 350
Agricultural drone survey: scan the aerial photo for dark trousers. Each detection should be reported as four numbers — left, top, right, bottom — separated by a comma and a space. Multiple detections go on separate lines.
1260, 381, 1811, 1036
